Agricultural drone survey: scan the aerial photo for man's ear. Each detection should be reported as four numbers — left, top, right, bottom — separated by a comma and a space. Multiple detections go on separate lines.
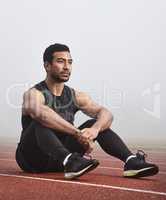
44, 61, 50, 72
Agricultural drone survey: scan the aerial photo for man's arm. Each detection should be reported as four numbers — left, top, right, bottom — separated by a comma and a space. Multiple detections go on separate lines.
22, 88, 80, 136
75, 90, 114, 132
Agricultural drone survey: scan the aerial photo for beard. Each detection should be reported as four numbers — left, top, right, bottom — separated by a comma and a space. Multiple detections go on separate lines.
50, 73, 70, 83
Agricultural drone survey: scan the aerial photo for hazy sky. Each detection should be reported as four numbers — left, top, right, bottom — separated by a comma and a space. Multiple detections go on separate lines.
0, 0, 165, 143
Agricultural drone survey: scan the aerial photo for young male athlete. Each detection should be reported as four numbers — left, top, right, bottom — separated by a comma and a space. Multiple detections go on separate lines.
15, 43, 159, 180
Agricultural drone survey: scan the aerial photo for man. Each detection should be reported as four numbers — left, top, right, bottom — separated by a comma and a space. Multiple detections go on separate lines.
15, 43, 159, 180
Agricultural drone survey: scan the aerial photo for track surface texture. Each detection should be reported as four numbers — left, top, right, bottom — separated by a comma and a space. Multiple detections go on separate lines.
0, 139, 166, 200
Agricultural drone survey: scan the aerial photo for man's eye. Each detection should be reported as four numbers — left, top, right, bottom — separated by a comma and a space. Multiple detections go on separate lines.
57, 60, 64, 63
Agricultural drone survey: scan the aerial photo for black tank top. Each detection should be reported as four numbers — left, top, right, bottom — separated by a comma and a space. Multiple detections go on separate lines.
21, 80, 80, 131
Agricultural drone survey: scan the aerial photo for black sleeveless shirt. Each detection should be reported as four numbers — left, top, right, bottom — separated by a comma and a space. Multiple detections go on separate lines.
21, 80, 80, 131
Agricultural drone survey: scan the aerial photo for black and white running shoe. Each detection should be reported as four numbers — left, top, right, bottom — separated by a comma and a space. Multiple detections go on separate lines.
124, 150, 159, 178
64, 152, 99, 180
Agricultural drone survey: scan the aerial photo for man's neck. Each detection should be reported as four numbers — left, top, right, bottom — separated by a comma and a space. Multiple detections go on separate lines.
44, 78, 65, 96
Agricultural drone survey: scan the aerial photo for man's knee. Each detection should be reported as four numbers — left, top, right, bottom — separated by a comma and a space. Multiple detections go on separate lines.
32, 120, 52, 132
96, 127, 113, 139
28, 120, 42, 129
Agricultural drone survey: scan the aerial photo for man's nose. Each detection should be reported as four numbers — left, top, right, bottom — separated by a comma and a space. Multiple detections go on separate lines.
64, 61, 70, 69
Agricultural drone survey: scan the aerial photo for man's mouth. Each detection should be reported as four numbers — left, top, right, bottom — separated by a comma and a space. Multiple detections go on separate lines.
61, 72, 70, 76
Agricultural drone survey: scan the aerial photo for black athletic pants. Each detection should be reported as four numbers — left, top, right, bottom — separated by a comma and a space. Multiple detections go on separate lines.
15, 119, 132, 173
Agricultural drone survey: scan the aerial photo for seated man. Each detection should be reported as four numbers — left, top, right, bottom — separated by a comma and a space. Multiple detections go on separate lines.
15, 43, 159, 180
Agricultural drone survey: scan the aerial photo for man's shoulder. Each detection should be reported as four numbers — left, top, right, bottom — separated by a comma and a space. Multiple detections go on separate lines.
32, 80, 45, 90
65, 85, 83, 93
23, 80, 45, 97
67, 87, 90, 105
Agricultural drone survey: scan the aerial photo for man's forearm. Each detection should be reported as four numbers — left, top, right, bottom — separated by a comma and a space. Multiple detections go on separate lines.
92, 108, 113, 132
29, 104, 80, 136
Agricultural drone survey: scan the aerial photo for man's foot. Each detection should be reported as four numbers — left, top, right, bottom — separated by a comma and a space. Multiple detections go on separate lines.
64, 152, 99, 180
124, 150, 159, 178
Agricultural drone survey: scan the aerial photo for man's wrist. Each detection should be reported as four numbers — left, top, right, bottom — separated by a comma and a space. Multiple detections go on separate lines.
72, 128, 82, 138
92, 124, 102, 132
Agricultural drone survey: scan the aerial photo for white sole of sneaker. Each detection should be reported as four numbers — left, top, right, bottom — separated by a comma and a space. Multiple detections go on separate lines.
123, 166, 157, 178
64, 163, 96, 180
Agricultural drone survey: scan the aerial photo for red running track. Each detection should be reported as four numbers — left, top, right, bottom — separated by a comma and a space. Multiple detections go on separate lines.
0, 141, 166, 200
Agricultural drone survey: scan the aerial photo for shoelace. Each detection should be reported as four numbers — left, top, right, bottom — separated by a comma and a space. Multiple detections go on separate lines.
136, 150, 147, 162
70, 152, 92, 162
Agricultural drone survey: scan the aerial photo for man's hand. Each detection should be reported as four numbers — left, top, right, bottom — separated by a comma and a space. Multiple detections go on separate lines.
81, 127, 100, 140
74, 131, 94, 154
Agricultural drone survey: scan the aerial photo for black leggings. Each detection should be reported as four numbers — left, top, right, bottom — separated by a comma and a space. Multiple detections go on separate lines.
15, 119, 132, 173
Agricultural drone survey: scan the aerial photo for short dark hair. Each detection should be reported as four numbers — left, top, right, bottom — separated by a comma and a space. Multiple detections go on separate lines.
43, 43, 70, 63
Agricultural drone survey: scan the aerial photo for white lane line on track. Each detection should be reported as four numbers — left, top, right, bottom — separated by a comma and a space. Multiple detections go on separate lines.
0, 158, 16, 161
0, 158, 166, 175
0, 173, 166, 197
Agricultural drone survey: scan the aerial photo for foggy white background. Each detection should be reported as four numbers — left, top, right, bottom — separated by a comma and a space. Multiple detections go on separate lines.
0, 0, 165, 144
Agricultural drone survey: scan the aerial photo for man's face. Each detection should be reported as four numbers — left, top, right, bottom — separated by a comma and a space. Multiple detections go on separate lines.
46, 51, 73, 83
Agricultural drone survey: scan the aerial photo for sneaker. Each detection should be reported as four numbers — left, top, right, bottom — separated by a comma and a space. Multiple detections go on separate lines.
124, 150, 159, 178
64, 152, 99, 180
